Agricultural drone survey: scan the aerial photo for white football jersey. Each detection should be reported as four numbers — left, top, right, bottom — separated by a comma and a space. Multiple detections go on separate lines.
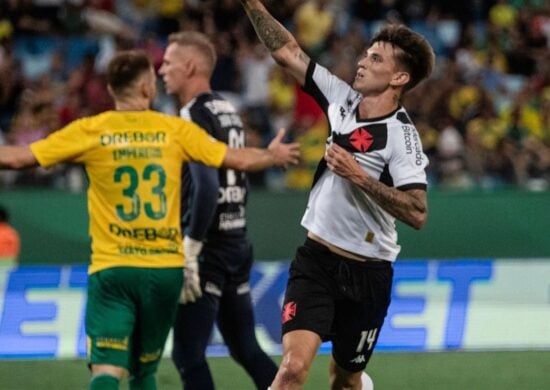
301, 62, 429, 261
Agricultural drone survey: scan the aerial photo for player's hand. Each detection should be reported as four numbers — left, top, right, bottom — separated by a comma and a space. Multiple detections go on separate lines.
267, 128, 300, 169
180, 236, 203, 304
325, 143, 366, 182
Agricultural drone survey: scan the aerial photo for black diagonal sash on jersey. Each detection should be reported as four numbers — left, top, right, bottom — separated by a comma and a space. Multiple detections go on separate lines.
312, 123, 388, 189
332, 123, 388, 154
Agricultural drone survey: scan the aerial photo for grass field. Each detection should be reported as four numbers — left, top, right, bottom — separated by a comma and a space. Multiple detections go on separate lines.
0, 351, 548, 389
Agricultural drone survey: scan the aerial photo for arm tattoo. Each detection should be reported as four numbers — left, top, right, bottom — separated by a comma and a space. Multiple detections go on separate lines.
359, 177, 427, 228
248, 9, 290, 52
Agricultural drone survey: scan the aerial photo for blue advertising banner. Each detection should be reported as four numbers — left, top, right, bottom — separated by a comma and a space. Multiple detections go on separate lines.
1, 260, 549, 359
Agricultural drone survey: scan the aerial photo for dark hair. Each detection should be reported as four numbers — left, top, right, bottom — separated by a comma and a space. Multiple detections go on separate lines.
107, 50, 152, 97
371, 25, 435, 92
168, 31, 217, 76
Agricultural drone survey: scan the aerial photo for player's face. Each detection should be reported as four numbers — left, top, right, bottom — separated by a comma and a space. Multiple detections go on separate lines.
353, 42, 402, 95
159, 43, 188, 95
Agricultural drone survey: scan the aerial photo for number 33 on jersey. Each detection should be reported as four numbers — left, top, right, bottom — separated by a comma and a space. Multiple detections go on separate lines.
30, 110, 228, 274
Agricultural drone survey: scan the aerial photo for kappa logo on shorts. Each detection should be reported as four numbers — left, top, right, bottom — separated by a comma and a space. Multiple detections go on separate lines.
350, 354, 366, 364
282, 301, 297, 324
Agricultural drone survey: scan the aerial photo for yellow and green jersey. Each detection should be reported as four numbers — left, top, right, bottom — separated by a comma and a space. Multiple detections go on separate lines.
30, 110, 227, 274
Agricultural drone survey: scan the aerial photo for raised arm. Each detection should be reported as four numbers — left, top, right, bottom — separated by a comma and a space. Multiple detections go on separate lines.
0, 146, 38, 169
240, 0, 310, 85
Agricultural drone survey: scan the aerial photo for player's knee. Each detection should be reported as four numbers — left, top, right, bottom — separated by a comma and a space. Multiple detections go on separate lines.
277, 354, 310, 385
91, 363, 126, 379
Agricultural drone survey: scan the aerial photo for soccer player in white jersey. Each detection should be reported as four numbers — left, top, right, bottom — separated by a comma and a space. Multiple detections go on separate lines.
240, 1, 435, 389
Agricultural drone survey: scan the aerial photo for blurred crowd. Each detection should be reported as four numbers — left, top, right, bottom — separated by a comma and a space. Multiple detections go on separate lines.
0, 0, 549, 191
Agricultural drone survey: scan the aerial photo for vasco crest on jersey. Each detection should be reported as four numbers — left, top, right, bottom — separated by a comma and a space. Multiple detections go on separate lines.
332, 123, 388, 154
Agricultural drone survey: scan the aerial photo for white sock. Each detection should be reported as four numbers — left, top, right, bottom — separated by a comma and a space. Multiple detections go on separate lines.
361, 371, 374, 390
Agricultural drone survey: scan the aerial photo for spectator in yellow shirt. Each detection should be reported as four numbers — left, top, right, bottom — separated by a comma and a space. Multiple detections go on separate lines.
294, 0, 335, 56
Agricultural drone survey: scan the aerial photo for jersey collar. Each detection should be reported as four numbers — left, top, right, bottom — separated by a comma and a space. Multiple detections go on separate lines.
355, 105, 401, 123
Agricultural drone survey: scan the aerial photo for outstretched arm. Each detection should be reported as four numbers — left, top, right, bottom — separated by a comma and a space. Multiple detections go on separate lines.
325, 144, 428, 230
0, 146, 38, 169
222, 128, 300, 171
240, 0, 310, 85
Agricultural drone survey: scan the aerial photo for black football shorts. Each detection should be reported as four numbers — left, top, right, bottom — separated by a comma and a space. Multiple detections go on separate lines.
281, 238, 393, 371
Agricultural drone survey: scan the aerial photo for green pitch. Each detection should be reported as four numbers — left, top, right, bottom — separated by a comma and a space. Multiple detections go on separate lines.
0, 351, 548, 389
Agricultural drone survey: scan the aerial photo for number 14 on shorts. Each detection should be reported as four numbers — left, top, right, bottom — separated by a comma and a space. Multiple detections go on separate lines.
356, 328, 378, 352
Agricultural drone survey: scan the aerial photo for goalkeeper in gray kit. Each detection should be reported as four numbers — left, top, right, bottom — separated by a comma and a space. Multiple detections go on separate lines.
160, 31, 279, 390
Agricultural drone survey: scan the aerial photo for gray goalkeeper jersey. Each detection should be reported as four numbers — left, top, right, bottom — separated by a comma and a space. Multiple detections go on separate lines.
301, 62, 428, 262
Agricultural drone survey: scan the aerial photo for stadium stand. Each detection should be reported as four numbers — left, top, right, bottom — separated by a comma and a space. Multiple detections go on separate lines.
0, 0, 548, 191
